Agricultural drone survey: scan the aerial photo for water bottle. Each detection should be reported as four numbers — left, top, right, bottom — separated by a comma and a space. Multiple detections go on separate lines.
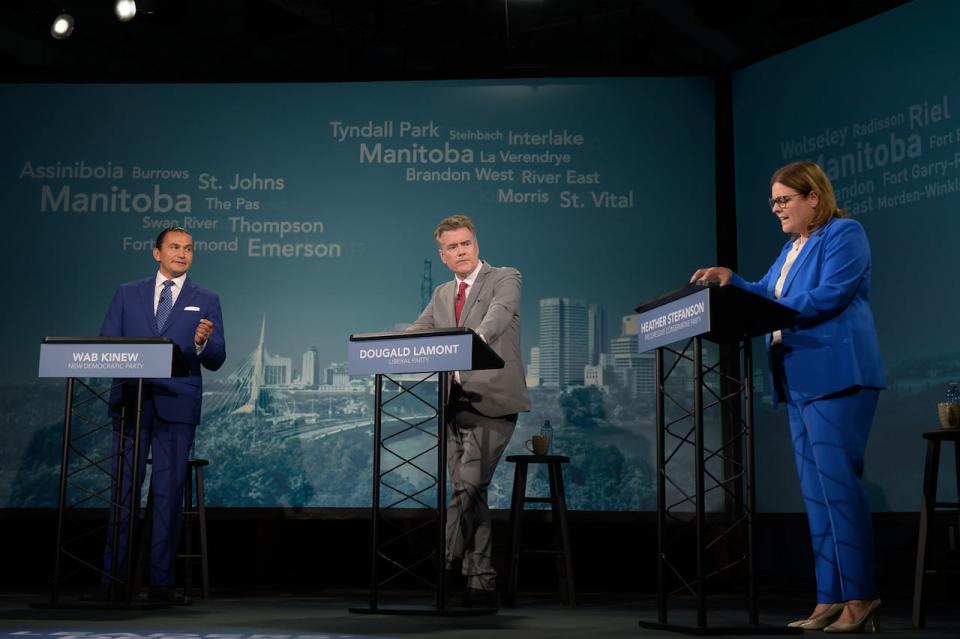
540, 419, 553, 454
948, 382, 960, 404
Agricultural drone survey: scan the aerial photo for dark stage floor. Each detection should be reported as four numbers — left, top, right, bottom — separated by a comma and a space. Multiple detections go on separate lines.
1, 589, 957, 638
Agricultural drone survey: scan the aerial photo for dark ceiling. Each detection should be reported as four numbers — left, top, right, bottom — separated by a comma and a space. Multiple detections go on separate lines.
0, 0, 909, 82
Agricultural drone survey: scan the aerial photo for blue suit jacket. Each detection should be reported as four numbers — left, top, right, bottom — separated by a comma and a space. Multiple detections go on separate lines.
100, 276, 226, 424
731, 218, 885, 404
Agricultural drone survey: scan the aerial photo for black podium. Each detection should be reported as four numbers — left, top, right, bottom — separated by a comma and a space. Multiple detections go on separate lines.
346, 327, 503, 615
36, 336, 185, 608
634, 283, 798, 635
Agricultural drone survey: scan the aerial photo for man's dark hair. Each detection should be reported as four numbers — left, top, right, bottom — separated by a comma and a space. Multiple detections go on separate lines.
155, 226, 191, 249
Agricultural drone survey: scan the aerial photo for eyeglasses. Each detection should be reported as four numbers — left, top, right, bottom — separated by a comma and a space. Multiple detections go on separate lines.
768, 193, 806, 209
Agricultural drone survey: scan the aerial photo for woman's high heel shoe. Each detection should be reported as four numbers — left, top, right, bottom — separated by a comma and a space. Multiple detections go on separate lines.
787, 603, 844, 629
824, 600, 881, 633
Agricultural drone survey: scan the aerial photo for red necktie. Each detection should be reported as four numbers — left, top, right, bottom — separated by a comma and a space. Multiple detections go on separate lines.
454, 281, 468, 325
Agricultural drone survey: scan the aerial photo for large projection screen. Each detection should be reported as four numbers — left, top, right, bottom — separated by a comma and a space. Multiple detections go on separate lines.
1, 78, 716, 510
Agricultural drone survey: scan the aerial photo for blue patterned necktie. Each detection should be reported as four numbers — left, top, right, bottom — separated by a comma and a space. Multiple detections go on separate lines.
155, 279, 175, 333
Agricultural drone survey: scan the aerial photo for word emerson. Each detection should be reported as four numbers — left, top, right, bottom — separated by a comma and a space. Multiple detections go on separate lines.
640, 301, 706, 333
72, 352, 141, 363
358, 344, 460, 359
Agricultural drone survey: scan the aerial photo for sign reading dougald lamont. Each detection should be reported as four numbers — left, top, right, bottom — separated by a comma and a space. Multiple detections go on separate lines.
39, 342, 174, 378
348, 333, 473, 375
636, 288, 711, 353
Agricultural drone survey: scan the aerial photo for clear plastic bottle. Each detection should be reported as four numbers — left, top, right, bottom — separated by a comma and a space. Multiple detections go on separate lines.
540, 419, 553, 454
947, 382, 960, 404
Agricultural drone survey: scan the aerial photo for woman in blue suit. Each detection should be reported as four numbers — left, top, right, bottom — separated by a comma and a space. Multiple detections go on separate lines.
691, 161, 885, 633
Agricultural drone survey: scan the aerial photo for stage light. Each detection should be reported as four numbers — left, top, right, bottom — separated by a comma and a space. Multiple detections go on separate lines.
50, 14, 74, 39
115, 0, 137, 22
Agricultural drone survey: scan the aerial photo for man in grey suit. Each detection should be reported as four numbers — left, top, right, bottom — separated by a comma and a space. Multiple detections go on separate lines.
408, 214, 530, 608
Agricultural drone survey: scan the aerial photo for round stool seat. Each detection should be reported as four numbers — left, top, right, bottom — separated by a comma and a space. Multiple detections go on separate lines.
921, 429, 960, 441
506, 454, 569, 463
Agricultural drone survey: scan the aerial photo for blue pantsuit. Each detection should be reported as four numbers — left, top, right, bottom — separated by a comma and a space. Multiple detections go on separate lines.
733, 217, 885, 603
787, 388, 880, 602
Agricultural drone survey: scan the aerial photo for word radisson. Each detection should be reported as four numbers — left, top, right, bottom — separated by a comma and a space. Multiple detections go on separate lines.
359, 344, 461, 359
641, 301, 706, 333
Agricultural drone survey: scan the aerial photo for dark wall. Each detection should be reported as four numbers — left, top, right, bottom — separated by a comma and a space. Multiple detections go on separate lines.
2, 509, 952, 601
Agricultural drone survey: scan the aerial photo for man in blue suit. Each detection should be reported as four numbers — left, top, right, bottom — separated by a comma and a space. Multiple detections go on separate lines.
99, 226, 226, 603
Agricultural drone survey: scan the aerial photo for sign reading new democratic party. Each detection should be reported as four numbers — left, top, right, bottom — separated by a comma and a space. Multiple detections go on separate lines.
38, 339, 175, 378
635, 288, 710, 353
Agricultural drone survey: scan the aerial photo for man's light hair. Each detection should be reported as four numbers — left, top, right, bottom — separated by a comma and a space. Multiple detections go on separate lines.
434, 214, 476, 245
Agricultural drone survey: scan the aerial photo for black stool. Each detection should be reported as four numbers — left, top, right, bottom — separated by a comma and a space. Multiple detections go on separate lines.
180, 458, 210, 600
503, 454, 575, 607
912, 429, 960, 628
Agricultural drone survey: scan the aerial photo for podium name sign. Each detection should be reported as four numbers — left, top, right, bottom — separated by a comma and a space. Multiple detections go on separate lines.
348, 333, 473, 375
636, 287, 710, 353
38, 343, 174, 378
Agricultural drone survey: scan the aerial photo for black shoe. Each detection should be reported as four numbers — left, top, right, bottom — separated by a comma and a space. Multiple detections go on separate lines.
462, 586, 499, 610
433, 569, 463, 608
79, 587, 126, 602
147, 586, 190, 606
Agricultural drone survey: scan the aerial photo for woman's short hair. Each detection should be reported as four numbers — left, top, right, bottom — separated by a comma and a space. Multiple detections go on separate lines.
770, 161, 847, 231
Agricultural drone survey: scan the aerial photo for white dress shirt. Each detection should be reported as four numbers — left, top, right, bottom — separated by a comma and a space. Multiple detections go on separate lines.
453, 261, 484, 384
155, 271, 206, 353
771, 237, 806, 345
455, 260, 484, 312
154, 271, 187, 313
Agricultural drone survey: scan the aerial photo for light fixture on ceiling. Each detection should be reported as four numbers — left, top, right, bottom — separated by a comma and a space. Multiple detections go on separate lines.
115, 0, 137, 22
50, 13, 75, 39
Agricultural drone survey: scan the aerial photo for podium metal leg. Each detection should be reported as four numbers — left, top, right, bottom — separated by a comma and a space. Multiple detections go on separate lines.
693, 337, 706, 629
45, 377, 156, 609
640, 337, 797, 635
436, 371, 449, 611
744, 338, 758, 625
655, 347, 666, 623
351, 371, 492, 616
368, 373, 383, 611
51, 377, 75, 605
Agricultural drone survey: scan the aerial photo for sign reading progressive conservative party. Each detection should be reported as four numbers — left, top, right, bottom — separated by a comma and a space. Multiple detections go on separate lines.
636, 288, 710, 353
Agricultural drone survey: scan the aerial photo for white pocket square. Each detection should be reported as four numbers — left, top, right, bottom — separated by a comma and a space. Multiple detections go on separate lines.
185, 306, 201, 311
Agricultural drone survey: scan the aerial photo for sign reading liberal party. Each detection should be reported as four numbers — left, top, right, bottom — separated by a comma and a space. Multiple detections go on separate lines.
348, 333, 473, 375
636, 288, 710, 353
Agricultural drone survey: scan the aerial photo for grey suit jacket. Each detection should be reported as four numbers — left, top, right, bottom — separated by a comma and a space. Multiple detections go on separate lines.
408, 262, 531, 418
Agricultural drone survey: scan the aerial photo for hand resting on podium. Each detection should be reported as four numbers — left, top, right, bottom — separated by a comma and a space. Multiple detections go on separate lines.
689, 266, 733, 286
